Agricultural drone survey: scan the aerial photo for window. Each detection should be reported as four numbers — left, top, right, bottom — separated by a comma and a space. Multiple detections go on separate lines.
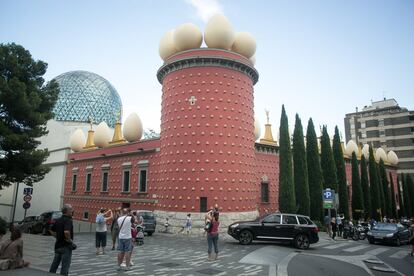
200, 197, 207, 212
282, 215, 298, 224
261, 182, 269, 203
85, 173, 91, 192
122, 170, 130, 192
83, 211, 89, 220
378, 120, 384, 127
102, 171, 109, 192
262, 214, 280, 223
298, 216, 308, 225
138, 169, 147, 192
71, 174, 77, 192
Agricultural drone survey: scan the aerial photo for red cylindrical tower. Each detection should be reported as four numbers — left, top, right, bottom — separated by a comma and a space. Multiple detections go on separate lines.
155, 48, 259, 216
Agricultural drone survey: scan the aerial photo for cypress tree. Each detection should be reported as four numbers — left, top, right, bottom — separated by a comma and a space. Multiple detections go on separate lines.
332, 126, 349, 218
396, 175, 405, 218
278, 105, 296, 213
320, 126, 338, 191
376, 162, 386, 217
368, 146, 381, 220
389, 172, 397, 219
378, 160, 392, 217
405, 175, 414, 217
306, 118, 323, 222
292, 114, 310, 216
351, 152, 363, 220
360, 155, 371, 218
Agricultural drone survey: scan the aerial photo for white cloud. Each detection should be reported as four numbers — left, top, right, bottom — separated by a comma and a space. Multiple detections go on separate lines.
184, 0, 223, 22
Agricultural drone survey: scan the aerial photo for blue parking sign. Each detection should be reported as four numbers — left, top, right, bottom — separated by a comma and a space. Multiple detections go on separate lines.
323, 189, 334, 200
23, 187, 33, 195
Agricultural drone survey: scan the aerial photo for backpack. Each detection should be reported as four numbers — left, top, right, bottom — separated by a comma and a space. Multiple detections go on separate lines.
204, 220, 213, 232
96, 214, 104, 224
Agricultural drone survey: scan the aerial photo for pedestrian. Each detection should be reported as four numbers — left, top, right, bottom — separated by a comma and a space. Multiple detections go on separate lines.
409, 219, 414, 257
49, 204, 76, 276
324, 214, 331, 237
206, 211, 220, 261
185, 214, 192, 234
331, 217, 337, 240
116, 208, 135, 271
111, 207, 121, 250
0, 228, 30, 270
95, 208, 113, 255
336, 215, 343, 238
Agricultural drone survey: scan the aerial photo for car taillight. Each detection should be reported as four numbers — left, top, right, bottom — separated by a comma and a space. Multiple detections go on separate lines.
312, 227, 319, 232
48, 219, 53, 224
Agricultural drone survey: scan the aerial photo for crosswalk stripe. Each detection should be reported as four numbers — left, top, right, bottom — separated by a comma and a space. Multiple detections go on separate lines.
389, 250, 410, 259
364, 247, 389, 256
323, 243, 351, 250
342, 245, 370, 252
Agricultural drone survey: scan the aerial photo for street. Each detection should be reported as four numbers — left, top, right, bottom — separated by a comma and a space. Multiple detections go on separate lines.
1, 231, 413, 276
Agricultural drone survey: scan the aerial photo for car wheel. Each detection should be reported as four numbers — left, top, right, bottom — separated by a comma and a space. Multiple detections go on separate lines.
239, 230, 253, 245
395, 237, 400, 246
368, 238, 374, 244
147, 232, 153, 236
294, 234, 310, 250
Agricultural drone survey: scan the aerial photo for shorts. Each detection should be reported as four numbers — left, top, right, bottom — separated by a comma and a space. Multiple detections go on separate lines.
117, 238, 132, 252
95, 231, 107, 247
111, 228, 119, 240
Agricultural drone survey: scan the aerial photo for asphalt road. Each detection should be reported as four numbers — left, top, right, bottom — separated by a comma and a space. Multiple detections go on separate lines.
1, 231, 413, 276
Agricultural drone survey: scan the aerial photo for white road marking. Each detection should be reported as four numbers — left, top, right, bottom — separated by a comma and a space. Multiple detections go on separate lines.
389, 250, 410, 259
343, 245, 370, 252
364, 247, 389, 256
276, 252, 297, 276
323, 243, 352, 250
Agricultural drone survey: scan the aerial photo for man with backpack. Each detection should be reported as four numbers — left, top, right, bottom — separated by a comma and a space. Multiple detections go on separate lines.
95, 208, 113, 255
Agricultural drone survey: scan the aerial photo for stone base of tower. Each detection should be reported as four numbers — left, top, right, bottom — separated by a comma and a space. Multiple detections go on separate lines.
154, 210, 259, 235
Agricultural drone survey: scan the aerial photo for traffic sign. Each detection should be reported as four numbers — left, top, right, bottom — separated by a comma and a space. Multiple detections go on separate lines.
323, 189, 334, 200
323, 202, 334, 209
23, 188, 33, 195
23, 202, 31, 209
23, 195, 32, 202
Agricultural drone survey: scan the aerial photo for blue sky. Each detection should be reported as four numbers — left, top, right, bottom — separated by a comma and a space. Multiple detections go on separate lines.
1, 0, 413, 138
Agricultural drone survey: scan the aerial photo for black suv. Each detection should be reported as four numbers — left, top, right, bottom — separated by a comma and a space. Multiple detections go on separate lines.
136, 210, 156, 236
228, 213, 319, 249
39, 211, 62, 235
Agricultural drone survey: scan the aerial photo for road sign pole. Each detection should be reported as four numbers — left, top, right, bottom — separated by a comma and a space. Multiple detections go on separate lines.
24, 208, 27, 219
11, 182, 20, 223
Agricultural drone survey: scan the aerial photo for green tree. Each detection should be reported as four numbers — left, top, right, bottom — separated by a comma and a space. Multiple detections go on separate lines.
320, 126, 338, 191
360, 155, 371, 218
396, 175, 405, 218
0, 43, 59, 189
292, 114, 310, 216
332, 126, 349, 218
278, 105, 295, 213
378, 160, 392, 217
376, 162, 386, 217
368, 146, 381, 220
351, 152, 363, 220
405, 175, 414, 217
306, 118, 323, 221
389, 172, 397, 219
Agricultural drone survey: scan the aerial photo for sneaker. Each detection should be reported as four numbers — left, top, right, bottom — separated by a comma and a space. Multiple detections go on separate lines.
130, 261, 134, 266
121, 262, 126, 267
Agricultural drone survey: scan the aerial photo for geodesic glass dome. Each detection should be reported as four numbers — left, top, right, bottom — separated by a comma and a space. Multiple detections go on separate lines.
52, 70, 122, 128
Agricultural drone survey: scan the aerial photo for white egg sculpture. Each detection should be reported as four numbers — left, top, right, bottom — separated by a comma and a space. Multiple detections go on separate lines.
249, 55, 256, 66
345, 140, 358, 157
362, 144, 370, 158
94, 122, 111, 148
173, 23, 203, 52
375, 148, 387, 163
387, 150, 399, 165
204, 14, 235, 49
254, 117, 261, 141
70, 129, 86, 152
231, 32, 256, 58
159, 29, 177, 61
123, 113, 143, 142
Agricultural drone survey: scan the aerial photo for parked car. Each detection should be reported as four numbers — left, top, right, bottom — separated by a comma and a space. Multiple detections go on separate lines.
367, 223, 410, 246
136, 210, 156, 236
228, 212, 319, 249
39, 211, 62, 235
15, 216, 43, 234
